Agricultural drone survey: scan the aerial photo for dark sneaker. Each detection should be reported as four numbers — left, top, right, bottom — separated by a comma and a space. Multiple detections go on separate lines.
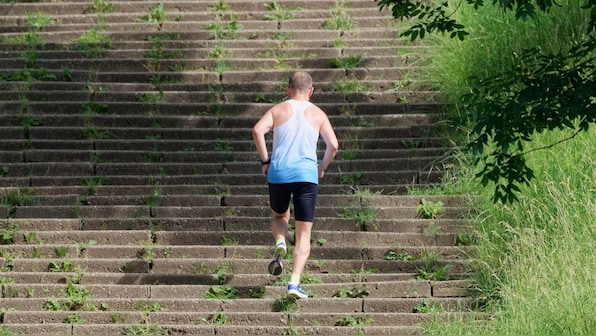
268, 242, 287, 276
268, 256, 283, 276
287, 283, 308, 299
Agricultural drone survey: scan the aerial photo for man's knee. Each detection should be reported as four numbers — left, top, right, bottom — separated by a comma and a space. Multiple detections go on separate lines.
272, 209, 290, 220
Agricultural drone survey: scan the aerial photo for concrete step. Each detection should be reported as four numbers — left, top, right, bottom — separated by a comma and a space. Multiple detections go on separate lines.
2, 311, 438, 327
0, 77, 437, 93
0, 0, 396, 16
1, 100, 443, 116
2, 244, 471, 261
2, 271, 450, 285
0, 46, 422, 60
6, 256, 468, 274
0, 296, 474, 314
0, 323, 424, 336
0, 137, 449, 152
0, 112, 440, 132
3, 280, 467, 299
11, 201, 459, 218
0, 90, 438, 105
4, 170, 442, 188
13, 148, 449, 164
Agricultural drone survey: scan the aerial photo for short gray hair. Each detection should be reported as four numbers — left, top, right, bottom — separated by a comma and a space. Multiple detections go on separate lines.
288, 72, 313, 91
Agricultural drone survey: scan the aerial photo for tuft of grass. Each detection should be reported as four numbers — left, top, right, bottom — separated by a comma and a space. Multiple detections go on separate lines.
0, 188, 38, 218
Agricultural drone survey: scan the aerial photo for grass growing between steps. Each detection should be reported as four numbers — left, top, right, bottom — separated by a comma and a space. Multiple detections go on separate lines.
412, 1, 596, 334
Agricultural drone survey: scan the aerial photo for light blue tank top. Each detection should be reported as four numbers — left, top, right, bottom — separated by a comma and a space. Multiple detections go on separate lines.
267, 100, 319, 184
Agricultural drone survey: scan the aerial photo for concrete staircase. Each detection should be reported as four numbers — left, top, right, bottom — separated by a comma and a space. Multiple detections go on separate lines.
0, 1, 475, 335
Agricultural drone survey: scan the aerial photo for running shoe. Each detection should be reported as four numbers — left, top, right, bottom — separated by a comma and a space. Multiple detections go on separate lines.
287, 283, 308, 299
267, 242, 287, 276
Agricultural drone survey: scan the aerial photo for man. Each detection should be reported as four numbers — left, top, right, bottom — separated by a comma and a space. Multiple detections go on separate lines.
252, 71, 338, 299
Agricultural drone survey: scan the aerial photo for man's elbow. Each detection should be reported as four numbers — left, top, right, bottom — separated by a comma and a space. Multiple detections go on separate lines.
329, 141, 339, 157
252, 127, 262, 140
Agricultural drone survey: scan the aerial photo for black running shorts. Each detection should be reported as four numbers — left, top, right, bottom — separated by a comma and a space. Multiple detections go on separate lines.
268, 182, 318, 222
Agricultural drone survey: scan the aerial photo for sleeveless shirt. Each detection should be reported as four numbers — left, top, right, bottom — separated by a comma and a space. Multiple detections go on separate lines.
267, 99, 319, 184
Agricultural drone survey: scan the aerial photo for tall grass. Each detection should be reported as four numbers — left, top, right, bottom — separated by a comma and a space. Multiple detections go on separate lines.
423, 0, 591, 113
416, 1, 596, 334
424, 128, 596, 335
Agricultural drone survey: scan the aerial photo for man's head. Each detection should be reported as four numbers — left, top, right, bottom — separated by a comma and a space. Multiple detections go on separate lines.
288, 71, 313, 91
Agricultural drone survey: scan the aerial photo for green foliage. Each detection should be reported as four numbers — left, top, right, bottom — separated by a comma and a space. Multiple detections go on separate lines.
48, 259, 75, 272
414, 298, 444, 313
0, 221, 19, 244
384, 249, 413, 261
74, 27, 111, 58
63, 312, 85, 324
26, 11, 55, 30
137, 2, 167, 28
0, 325, 15, 336
200, 311, 228, 325
44, 282, 92, 311
275, 297, 297, 312
205, 285, 239, 299
122, 324, 169, 336
264, 2, 303, 21
1, 68, 56, 82
421, 127, 596, 335
90, 0, 116, 14
82, 177, 106, 196
380, 0, 594, 203
55, 246, 69, 258
416, 250, 451, 281
139, 301, 166, 313
0, 277, 15, 284
333, 76, 370, 93
334, 287, 370, 298
207, 21, 243, 40
335, 315, 373, 327
323, 4, 355, 31
416, 198, 444, 219
375, 0, 580, 41
329, 55, 363, 69
0, 188, 38, 218
465, 41, 595, 203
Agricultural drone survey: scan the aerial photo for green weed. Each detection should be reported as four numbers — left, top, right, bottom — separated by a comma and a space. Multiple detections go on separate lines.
200, 311, 228, 325
264, 2, 303, 22
0, 221, 20, 244
63, 312, 85, 324
26, 11, 55, 31
137, 2, 167, 30
0, 277, 15, 284
416, 198, 444, 219
205, 285, 239, 299
73, 27, 111, 58
44, 282, 92, 311
89, 0, 116, 14
0, 188, 38, 218
334, 287, 370, 298
335, 315, 372, 327
122, 324, 169, 336
55, 246, 69, 258
384, 249, 413, 261
416, 249, 450, 281
414, 299, 444, 313
330, 55, 363, 69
